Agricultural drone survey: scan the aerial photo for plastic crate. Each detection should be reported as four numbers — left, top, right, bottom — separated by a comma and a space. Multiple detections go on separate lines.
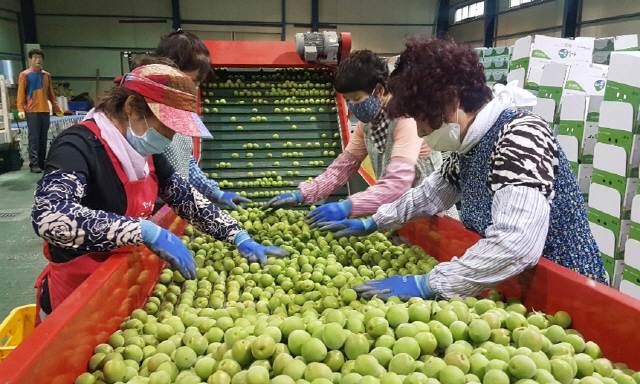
0, 305, 36, 362
67, 101, 90, 111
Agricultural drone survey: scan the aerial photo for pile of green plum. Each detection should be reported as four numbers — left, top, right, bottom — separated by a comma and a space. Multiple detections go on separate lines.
74, 209, 637, 384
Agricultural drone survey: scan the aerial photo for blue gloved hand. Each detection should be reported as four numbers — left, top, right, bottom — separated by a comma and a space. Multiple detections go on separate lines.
307, 200, 352, 228
140, 219, 196, 280
354, 273, 436, 301
210, 190, 252, 210
316, 217, 378, 238
234, 231, 290, 265
262, 190, 304, 210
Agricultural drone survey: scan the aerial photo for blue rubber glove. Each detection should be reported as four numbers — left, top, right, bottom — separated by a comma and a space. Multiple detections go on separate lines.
140, 220, 196, 280
262, 190, 304, 210
234, 231, 290, 265
354, 273, 436, 301
307, 200, 352, 228
210, 190, 252, 210
316, 217, 378, 238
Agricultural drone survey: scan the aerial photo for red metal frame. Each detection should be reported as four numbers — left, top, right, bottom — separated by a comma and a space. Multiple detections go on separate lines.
0, 207, 186, 383
206, 40, 327, 69
398, 216, 640, 370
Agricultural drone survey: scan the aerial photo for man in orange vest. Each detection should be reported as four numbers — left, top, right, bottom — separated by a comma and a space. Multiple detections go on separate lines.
17, 49, 63, 173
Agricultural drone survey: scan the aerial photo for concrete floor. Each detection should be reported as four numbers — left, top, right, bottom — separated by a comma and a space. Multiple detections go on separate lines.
0, 167, 46, 321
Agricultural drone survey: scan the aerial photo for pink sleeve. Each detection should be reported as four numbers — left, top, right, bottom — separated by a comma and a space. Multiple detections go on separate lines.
297, 150, 365, 204
390, 118, 431, 162
348, 157, 416, 218
344, 122, 368, 158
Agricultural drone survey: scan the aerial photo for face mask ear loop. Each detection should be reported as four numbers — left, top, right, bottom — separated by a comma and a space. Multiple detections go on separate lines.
143, 115, 150, 131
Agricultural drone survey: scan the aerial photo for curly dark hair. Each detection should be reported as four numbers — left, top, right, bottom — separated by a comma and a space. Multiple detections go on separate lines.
334, 50, 389, 95
386, 36, 492, 129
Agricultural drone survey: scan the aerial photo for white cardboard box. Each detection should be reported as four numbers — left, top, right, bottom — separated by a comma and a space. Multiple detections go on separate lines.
533, 63, 569, 123
604, 52, 640, 122
615, 34, 639, 51
564, 64, 607, 97
558, 93, 588, 162
591, 141, 639, 215
583, 96, 603, 163
509, 35, 594, 89
557, 135, 579, 175
597, 101, 640, 172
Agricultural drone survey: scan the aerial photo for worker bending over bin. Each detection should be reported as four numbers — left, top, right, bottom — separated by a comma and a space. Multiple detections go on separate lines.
31, 62, 288, 322
320, 37, 607, 301
263, 50, 456, 222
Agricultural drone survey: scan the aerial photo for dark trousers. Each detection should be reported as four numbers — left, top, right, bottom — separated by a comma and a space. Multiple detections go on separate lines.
26, 112, 50, 169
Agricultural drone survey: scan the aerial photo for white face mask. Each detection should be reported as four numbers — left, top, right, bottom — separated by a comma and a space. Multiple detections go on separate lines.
423, 109, 462, 152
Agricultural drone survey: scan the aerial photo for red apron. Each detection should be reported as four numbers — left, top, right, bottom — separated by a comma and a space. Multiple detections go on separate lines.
34, 120, 159, 324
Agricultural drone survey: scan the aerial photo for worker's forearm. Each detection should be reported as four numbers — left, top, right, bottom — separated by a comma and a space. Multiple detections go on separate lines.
428, 186, 549, 298
348, 157, 416, 218
32, 170, 144, 252
297, 151, 364, 204
373, 170, 460, 233
158, 172, 241, 243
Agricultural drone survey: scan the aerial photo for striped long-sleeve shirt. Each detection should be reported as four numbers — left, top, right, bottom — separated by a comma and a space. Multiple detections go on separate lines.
373, 113, 555, 298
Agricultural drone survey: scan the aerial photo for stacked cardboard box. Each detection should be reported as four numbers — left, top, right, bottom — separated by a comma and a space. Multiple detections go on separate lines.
587, 51, 640, 288
593, 35, 638, 65
508, 35, 593, 90
532, 62, 568, 126
496, 35, 640, 292
557, 64, 607, 199
475, 46, 510, 83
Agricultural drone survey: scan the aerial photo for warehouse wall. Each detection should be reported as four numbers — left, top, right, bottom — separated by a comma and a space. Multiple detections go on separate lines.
494, 0, 564, 46
7, 0, 435, 100
0, 0, 20, 59
580, 0, 640, 38
319, 0, 436, 54
448, 0, 484, 46
449, 20, 484, 46
32, 0, 172, 99
449, 0, 640, 48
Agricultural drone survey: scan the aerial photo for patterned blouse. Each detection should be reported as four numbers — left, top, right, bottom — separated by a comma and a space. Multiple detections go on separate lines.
31, 124, 241, 263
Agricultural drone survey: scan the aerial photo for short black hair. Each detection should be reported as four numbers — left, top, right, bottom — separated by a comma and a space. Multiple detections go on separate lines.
333, 50, 388, 94
28, 49, 44, 59
156, 30, 211, 83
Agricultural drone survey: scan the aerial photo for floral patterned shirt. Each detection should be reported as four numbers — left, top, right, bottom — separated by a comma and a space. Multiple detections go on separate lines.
32, 124, 241, 263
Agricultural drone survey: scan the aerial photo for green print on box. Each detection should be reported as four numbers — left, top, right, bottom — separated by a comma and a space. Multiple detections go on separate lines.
531, 49, 551, 60
564, 80, 585, 93
623, 265, 640, 287
629, 220, 640, 242
509, 56, 529, 71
